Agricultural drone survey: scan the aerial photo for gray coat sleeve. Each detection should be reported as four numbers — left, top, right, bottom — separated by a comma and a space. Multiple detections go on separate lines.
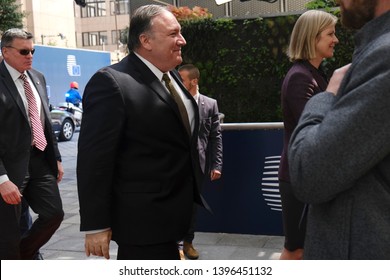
208, 99, 223, 172
288, 43, 390, 204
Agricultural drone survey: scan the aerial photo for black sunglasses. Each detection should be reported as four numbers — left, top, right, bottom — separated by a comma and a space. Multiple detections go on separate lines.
6, 46, 35, 56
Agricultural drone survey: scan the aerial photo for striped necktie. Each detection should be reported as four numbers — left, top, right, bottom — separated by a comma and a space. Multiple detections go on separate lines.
162, 73, 191, 136
20, 74, 47, 151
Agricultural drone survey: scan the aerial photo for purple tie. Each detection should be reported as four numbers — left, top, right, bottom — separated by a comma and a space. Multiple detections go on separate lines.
20, 74, 47, 151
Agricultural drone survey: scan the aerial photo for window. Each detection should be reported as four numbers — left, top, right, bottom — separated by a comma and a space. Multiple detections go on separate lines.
81, 0, 106, 18
111, 29, 126, 45
82, 31, 107, 46
110, 0, 129, 15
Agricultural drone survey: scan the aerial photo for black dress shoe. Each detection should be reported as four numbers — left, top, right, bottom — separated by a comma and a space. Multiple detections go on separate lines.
33, 252, 44, 260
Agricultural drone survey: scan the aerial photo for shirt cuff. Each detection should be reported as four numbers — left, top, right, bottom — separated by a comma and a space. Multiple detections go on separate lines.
0, 174, 10, 185
83, 228, 111, 234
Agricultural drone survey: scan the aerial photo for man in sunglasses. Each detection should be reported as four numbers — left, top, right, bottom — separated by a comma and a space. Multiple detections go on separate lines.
0, 28, 64, 259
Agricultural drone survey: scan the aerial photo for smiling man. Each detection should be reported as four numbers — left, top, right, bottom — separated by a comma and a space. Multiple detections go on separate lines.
77, 5, 205, 260
288, 0, 390, 259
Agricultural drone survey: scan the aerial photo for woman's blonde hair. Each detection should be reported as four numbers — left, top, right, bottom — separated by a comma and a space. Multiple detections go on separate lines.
287, 10, 338, 62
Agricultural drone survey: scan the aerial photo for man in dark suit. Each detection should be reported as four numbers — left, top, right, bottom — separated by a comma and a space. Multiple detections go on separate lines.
77, 5, 205, 260
0, 28, 64, 260
178, 64, 223, 259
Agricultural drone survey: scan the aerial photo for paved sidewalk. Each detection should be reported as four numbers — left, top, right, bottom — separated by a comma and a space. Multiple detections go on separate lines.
36, 132, 283, 260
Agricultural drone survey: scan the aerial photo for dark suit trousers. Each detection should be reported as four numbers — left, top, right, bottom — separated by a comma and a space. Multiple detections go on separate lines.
0, 197, 21, 259
183, 204, 198, 243
279, 180, 306, 251
0, 148, 63, 259
19, 147, 64, 259
20, 197, 33, 234
183, 176, 207, 243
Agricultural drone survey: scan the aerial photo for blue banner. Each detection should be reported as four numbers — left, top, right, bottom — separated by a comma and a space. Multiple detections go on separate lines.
197, 128, 284, 236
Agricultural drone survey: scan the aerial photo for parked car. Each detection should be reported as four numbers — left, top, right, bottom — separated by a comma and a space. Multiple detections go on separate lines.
50, 104, 80, 141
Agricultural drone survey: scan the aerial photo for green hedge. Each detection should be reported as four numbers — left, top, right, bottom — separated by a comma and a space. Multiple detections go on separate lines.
181, 15, 355, 122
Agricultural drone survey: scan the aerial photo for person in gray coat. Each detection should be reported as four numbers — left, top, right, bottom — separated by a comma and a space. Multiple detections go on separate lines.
288, 0, 390, 259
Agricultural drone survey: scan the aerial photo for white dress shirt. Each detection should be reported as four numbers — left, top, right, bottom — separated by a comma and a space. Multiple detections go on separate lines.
134, 52, 195, 135
0, 61, 44, 185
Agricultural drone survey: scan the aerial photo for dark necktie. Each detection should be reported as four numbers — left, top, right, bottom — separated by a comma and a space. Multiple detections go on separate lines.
162, 73, 191, 136
20, 74, 47, 151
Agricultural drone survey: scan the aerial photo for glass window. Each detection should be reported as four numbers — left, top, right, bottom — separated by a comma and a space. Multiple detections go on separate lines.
81, 0, 106, 18
99, 32, 108, 45
110, 0, 129, 15
111, 30, 118, 45
82, 32, 90, 46
111, 29, 125, 45
82, 31, 107, 46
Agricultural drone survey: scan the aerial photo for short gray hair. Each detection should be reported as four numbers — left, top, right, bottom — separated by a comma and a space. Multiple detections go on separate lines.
1, 28, 33, 50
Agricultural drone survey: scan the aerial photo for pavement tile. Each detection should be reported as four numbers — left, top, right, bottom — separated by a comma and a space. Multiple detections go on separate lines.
35, 132, 284, 260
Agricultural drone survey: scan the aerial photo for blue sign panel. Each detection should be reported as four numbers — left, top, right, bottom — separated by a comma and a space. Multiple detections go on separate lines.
196, 128, 284, 236
32, 45, 111, 106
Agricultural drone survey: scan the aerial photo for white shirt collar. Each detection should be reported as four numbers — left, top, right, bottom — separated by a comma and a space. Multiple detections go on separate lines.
133, 52, 195, 135
133, 52, 171, 82
193, 91, 200, 104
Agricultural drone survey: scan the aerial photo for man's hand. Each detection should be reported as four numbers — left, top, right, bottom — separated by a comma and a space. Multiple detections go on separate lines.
85, 229, 112, 259
210, 170, 221, 181
0, 181, 22, 205
326, 63, 351, 96
57, 161, 64, 183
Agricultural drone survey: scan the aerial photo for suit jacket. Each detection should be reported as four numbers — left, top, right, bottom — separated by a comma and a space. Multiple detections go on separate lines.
77, 52, 205, 246
288, 12, 390, 259
278, 60, 327, 182
197, 94, 222, 176
0, 61, 61, 188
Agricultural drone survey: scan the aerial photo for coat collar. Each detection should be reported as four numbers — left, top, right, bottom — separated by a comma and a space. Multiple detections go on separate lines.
0, 61, 50, 122
124, 53, 199, 141
0, 61, 28, 120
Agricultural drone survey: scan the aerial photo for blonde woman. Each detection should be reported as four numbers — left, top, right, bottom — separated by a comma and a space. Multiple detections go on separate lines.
278, 10, 338, 260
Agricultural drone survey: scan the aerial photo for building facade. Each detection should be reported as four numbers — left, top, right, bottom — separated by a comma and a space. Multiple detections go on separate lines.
16, 0, 77, 48
14, 0, 311, 62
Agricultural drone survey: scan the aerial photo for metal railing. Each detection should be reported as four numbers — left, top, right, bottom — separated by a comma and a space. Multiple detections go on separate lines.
221, 122, 284, 130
